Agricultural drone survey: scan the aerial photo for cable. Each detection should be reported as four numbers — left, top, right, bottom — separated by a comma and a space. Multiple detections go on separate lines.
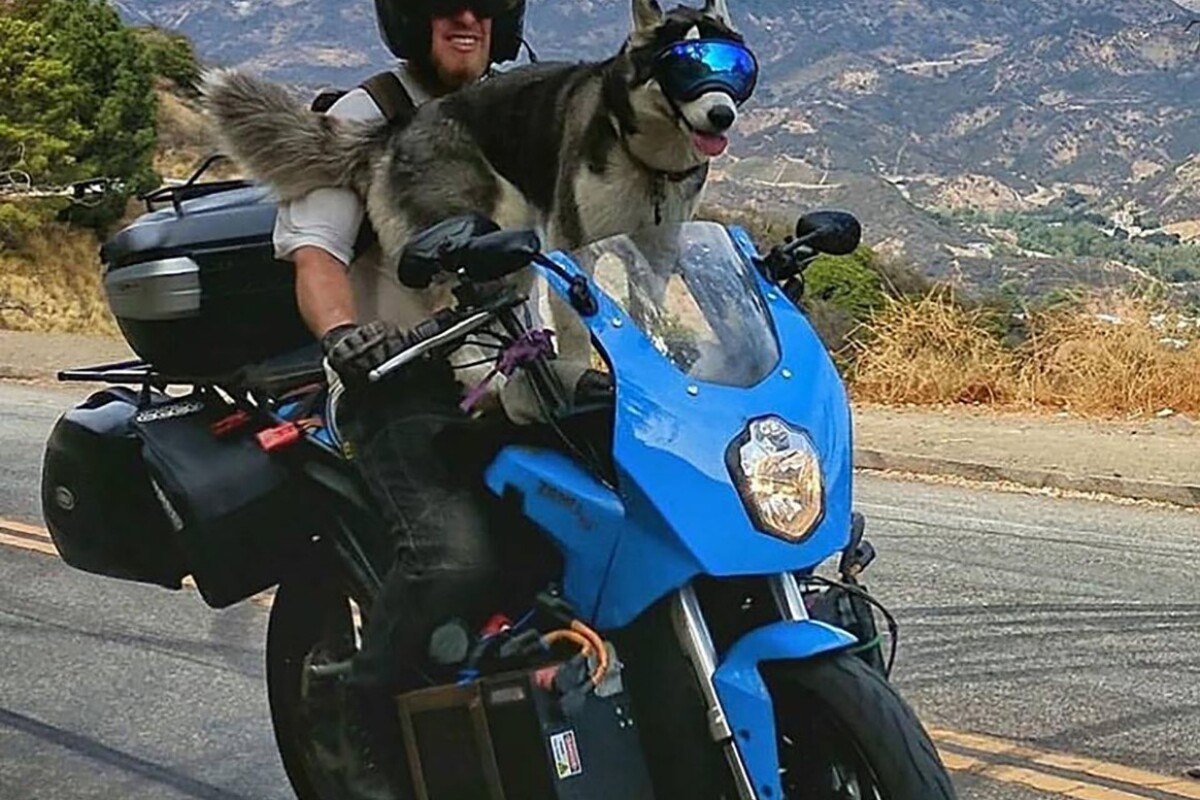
543, 629, 594, 656
570, 619, 610, 684
542, 620, 610, 687
798, 574, 899, 677
451, 356, 501, 371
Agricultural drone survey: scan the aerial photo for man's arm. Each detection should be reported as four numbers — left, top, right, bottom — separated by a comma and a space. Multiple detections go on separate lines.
293, 245, 357, 337
273, 87, 386, 338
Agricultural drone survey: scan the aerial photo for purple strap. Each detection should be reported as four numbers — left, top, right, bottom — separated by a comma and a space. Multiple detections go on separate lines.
460, 329, 557, 412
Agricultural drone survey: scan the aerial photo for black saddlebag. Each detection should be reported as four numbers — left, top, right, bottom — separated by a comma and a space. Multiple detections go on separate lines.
131, 392, 321, 608
41, 388, 320, 608
41, 387, 188, 589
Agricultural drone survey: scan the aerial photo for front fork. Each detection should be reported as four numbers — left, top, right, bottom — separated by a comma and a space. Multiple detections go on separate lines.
670, 514, 883, 800
670, 573, 811, 800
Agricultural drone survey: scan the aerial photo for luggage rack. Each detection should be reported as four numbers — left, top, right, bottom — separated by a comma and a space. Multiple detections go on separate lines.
58, 359, 241, 389
138, 153, 256, 216
58, 359, 344, 459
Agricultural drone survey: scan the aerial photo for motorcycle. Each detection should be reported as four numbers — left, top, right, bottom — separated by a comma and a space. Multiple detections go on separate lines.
40, 197, 956, 799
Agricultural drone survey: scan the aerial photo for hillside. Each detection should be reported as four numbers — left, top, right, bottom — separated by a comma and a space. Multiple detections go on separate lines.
110, 0, 1200, 298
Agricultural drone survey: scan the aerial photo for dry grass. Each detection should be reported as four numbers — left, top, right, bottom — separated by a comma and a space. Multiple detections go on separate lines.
153, 86, 242, 182
1020, 297, 1200, 417
0, 85, 239, 337
0, 223, 119, 335
848, 288, 1022, 406
848, 290, 1200, 418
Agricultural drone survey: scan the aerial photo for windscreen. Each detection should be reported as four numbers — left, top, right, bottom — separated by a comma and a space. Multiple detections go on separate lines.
568, 222, 780, 387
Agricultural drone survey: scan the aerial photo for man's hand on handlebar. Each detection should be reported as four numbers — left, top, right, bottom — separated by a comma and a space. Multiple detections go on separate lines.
321, 311, 461, 388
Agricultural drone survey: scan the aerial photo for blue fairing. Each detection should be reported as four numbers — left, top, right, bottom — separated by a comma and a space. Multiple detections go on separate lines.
482, 224, 853, 630
713, 620, 858, 799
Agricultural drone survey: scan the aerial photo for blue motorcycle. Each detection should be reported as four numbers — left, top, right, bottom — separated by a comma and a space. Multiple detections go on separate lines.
41, 189, 956, 799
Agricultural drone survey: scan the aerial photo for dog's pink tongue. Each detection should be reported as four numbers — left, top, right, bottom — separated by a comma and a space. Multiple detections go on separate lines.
692, 131, 728, 157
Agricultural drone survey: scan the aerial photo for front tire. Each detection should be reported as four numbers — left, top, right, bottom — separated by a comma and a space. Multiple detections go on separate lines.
767, 653, 956, 799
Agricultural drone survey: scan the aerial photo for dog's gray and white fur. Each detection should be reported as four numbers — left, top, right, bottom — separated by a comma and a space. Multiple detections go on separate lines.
202, 0, 747, 358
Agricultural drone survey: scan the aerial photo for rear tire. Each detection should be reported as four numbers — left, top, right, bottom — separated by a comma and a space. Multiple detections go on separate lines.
266, 565, 405, 800
767, 653, 956, 799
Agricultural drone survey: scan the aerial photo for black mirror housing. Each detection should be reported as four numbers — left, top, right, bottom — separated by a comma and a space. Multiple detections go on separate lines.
794, 210, 862, 256
462, 229, 541, 283
398, 213, 500, 289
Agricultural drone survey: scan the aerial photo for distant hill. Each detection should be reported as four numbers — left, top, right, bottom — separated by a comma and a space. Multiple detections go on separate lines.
112, 0, 1200, 299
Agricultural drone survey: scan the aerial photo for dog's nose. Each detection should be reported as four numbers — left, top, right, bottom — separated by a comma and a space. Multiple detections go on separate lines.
707, 105, 735, 132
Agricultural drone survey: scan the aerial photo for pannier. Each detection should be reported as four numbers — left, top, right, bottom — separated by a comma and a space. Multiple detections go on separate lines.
41, 387, 322, 609
100, 174, 313, 376
41, 387, 189, 589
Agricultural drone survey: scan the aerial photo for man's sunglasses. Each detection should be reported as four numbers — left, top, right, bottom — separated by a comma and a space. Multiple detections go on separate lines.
653, 39, 759, 106
425, 0, 506, 19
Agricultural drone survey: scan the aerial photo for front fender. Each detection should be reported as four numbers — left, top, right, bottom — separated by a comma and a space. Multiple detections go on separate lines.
713, 620, 857, 799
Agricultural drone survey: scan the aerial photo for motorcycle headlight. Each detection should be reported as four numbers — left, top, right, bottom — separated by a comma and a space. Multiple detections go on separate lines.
728, 416, 824, 542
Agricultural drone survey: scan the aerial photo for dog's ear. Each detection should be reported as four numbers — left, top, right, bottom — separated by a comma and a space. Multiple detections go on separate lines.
632, 0, 664, 32
702, 0, 734, 28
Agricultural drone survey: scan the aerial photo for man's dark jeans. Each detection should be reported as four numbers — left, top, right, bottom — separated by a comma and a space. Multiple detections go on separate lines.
335, 360, 505, 694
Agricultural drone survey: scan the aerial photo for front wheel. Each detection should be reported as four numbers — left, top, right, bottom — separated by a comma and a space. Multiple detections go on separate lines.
766, 653, 957, 799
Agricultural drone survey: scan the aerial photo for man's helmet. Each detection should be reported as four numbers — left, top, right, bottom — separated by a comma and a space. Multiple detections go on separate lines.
375, 0, 527, 64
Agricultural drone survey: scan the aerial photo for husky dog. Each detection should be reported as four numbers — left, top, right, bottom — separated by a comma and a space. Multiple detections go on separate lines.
202, 0, 757, 359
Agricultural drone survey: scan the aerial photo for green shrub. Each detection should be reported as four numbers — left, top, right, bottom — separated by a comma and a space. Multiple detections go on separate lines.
135, 26, 202, 95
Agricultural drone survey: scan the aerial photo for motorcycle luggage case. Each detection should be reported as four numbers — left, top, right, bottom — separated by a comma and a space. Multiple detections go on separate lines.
41, 387, 190, 589
395, 665, 656, 800
100, 184, 313, 376
130, 391, 322, 608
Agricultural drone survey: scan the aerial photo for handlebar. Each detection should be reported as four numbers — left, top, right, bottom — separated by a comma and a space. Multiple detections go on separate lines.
367, 307, 500, 384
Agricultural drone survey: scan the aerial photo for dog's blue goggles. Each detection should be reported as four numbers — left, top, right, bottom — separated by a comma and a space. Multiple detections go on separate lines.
653, 39, 758, 106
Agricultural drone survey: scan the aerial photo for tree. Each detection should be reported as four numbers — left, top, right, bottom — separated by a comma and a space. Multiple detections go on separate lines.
134, 25, 202, 95
804, 246, 887, 321
37, 0, 159, 196
1, 0, 158, 232
0, 14, 88, 181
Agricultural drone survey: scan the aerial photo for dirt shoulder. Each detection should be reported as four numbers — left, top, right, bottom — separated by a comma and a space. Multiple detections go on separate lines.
0, 330, 134, 381
853, 404, 1199, 504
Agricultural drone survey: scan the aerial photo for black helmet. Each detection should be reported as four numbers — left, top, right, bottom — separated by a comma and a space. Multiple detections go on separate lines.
375, 0, 526, 64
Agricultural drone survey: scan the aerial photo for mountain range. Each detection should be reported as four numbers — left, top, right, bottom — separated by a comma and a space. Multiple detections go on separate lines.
111, 0, 1200, 297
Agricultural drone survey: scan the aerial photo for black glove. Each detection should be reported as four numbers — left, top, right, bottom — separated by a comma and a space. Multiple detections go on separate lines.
321, 320, 416, 387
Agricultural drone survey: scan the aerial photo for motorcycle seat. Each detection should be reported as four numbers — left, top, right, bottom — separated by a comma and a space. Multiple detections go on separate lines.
234, 342, 326, 397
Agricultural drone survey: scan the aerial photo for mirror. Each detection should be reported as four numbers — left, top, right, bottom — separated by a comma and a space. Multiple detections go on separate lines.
462, 229, 541, 283
398, 213, 500, 289
794, 210, 861, 256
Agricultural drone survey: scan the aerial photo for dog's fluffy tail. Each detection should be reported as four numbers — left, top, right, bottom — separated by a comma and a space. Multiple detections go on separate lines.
200, 69, 383, 200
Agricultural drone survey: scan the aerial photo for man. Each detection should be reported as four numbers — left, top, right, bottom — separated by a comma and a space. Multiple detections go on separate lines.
276, 0, 511, 346
273, 0, 541, 774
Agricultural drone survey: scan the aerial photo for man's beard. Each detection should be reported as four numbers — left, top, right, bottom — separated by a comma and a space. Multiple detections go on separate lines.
436, 59, 485, 89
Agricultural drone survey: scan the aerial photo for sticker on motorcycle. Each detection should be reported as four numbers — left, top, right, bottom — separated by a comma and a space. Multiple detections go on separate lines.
550, 730, 582, 779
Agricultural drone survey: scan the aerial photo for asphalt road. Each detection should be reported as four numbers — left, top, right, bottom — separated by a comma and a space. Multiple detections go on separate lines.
2, 381, 1198, 800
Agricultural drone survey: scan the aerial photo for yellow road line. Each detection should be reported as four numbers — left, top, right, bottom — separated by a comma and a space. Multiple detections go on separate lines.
940, 750, 1152, 799
0, 518, 273, 608
0, 517, 52, 537
933, 727, 1200, 799
0, 528, 57, 556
